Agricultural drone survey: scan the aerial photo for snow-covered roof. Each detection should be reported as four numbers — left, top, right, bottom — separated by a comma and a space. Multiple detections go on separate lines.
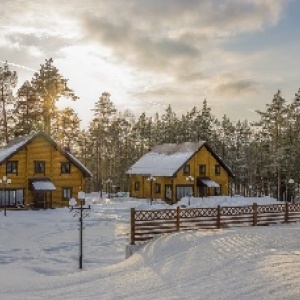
0, 132, 92, 178
65, 151, 93, 177
126, 141, 206, 177
0, 134, 34, 162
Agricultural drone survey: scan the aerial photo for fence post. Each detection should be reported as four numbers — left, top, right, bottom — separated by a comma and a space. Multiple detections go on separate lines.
217, 205, 221, 229
285, 201, 289, 223
253, 202, 258, 226
130, 208, 135, 245
176, 206, 180, 231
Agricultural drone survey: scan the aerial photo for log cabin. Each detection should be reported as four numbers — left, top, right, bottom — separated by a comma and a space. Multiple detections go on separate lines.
126, 141, 234, 204
0, 132, 92, 209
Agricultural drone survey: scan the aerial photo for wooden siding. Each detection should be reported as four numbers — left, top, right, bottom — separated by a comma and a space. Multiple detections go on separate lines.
129, 145, 231, 203
0, 136, 86, 207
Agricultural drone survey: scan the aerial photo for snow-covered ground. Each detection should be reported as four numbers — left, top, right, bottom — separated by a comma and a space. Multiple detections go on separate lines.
1, 194, 299, 300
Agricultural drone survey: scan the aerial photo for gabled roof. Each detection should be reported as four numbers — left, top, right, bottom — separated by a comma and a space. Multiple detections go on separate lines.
126, 141, 233, 177
0, 132, 92, 178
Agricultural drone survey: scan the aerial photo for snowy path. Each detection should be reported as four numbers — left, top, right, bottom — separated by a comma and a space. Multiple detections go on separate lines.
2, 221, 300, 299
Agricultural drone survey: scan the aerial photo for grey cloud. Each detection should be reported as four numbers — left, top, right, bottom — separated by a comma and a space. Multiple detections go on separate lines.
5, 32, 74, 58
214, 79, 258, 96
81, 16, 201, 76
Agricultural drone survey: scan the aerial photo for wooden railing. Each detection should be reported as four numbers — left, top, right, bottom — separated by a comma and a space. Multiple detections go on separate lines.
130, 202, 300, 245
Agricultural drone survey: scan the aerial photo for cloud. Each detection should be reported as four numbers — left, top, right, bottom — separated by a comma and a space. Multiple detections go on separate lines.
0, 0, 293, 125
213, 77, 259, 96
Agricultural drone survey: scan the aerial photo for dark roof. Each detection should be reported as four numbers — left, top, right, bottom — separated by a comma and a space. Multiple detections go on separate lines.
0, 132, 92, 178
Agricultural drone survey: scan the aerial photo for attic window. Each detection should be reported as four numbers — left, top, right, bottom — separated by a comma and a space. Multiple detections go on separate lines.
6, 161, 18, 175
183, 164, 190, 175
34, 161, 45, 174
61, 162, 71, 174
215, 165, 221, 175
199, 165, 206, 175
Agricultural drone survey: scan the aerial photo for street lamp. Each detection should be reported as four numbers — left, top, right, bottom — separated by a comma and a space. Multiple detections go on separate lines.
147, 175, 156, 205
69, 192, 92, 269
186, 176, 194, 205
106, 179, 113, 199
288, 178, 295, 203
0, 176, 11, 216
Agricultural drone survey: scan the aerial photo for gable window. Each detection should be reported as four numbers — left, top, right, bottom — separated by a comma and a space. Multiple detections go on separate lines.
215, 165, 221, 175
199, 164, 206, 175
62, 187, 72, 200
134, 182, 140, 191
61, 162, 71, 174
183, 164, 190, 175
155, 183, 161, 194
6, 161, 18, 175
34, 161, 45, 174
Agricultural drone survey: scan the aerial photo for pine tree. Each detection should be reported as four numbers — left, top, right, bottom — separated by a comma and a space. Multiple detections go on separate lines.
0, 61, 18, 144
14, 80, 42, 135
31, 58, 78, 135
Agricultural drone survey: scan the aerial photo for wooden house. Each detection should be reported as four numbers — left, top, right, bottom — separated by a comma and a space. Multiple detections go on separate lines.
0, 132, 92, 209
126, 141, 234, 203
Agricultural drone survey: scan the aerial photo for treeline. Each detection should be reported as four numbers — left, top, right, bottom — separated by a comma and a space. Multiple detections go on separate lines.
1, 59, 300, 199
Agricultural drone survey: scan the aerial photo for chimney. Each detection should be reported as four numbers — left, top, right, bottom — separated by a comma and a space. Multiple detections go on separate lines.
64, 146, 71, 153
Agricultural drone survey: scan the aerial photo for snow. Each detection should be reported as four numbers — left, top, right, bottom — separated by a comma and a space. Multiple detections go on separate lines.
1, 193, 300, 299
31, 180, 56, 191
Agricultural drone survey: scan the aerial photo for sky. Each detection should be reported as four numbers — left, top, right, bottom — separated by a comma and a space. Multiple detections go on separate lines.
1, 193, 299, 299
1, 0, 300, 128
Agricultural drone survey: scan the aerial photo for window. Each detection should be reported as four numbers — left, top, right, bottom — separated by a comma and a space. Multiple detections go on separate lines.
155, 183, 161, 194
34, 161, 45, 174
183, 164, 190, 175
215, 165, 221, 175
199, 165, 206, 175
6, 161, 18, 174
165, 184, 172, 200
134, 182, 140, 191
62, 187, 72, 200
61, 162, 71, 174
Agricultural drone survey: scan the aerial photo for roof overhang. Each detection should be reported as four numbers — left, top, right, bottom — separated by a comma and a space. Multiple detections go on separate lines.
29, 178, 56, 191
197, 177, 220, 188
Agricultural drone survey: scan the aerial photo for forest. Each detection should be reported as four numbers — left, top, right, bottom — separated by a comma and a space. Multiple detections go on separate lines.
1, 58, 300, 200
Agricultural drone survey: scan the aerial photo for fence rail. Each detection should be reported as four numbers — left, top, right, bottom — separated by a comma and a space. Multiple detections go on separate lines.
130, 202, 300, 245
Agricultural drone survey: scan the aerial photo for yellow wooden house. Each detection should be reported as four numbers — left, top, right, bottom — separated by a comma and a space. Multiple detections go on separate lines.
0, 132, 92, 209
126, 141, 234, 203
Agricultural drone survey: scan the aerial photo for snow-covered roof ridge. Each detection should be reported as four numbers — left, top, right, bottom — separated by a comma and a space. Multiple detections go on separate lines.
127, 141, 207, 177
151, 141, 206, 155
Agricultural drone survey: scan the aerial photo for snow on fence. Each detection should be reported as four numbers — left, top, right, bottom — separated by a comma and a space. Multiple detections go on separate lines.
130, 202, 300, 245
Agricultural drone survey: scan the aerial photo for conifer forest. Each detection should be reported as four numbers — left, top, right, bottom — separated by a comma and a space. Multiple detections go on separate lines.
1, 59, 300, 200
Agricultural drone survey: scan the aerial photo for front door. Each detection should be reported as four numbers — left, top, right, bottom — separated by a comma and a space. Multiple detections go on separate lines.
35, 191, 46, 209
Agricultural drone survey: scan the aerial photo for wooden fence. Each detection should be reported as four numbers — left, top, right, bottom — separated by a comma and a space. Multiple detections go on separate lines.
130, 202, 300, 245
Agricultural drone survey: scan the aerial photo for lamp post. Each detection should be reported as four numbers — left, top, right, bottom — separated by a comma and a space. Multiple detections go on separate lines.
147, 175, 156, 205
288, 178, 294, 203
106, 179, 112, 199
186, 176, 194, 205
0, 176, 11, 216
69, 192, 91, 269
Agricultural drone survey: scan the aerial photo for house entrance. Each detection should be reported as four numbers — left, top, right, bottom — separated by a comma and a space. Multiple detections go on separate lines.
35, 191, 46, 208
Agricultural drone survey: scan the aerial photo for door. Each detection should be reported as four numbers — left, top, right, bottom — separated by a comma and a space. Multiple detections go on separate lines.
35, 191, 46, 208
